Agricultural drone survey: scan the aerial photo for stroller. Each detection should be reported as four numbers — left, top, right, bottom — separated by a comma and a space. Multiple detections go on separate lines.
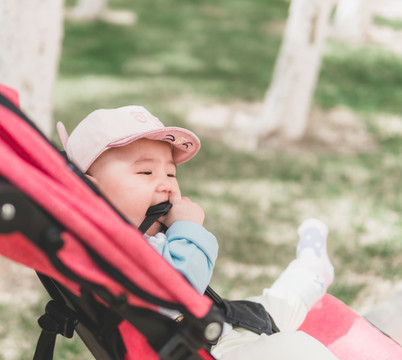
0, 84, 401, 360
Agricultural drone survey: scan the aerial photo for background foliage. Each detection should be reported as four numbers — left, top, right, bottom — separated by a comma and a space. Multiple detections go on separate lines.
1, 0, 401, 358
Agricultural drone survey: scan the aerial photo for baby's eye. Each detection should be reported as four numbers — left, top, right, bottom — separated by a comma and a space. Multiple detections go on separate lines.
167, 173, 176, 178
138, 171, 152, 175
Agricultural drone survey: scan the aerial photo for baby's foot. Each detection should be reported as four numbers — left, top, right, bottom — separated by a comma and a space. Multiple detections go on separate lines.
295, 218, 334, 293
297, 218, 328, 257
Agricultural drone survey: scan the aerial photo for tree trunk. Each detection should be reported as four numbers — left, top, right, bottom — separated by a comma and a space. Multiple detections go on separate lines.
331, 0, 372, 40
0, 0, 64, 137
257, 0, 338, 141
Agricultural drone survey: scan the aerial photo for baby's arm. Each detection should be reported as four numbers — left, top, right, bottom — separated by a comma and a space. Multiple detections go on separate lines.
146, 222, 218, 293
165, 221, 218, 293
150, 194, 218, 294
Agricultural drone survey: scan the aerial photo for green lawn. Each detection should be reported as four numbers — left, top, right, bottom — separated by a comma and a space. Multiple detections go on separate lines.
2, 0, 402, 358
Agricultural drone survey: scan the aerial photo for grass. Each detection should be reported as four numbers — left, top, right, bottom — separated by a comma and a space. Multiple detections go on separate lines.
374, 15, 402, 30
317, 43, 402, 114
2, 0, 402, 358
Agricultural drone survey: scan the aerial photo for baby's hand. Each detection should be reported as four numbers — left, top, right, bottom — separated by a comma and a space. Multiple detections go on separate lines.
160, 192, 205, 228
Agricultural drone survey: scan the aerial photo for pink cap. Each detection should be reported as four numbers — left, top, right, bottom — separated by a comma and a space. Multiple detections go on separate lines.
57, 105, 201, 172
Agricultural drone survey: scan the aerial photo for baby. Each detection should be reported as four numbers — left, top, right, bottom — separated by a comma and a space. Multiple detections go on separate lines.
57, 106, 218, 293
57, 106, 337, 359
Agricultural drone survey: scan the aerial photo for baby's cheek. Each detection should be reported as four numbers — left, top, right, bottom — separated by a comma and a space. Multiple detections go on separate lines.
127, 199, 150, 225
172, 181, 181, 196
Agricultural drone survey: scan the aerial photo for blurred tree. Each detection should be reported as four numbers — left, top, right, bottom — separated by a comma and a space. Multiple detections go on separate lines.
0, 0, 65, 136
256, 0, 339, 141
331, 0, 372, 40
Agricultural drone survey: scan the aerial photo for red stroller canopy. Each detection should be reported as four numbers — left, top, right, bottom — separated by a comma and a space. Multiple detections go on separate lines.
0, 84, 220, 359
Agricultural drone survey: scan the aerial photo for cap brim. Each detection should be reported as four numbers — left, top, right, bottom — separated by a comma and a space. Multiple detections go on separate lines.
108, 126, 201, 165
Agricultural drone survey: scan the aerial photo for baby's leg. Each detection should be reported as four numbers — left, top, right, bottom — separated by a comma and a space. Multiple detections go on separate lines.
273, 218, 334, 309
248, 218, 334, 330
218, 331, 338, 360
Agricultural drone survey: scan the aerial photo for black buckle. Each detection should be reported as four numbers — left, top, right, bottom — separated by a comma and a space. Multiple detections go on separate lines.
38, 300, 78, 338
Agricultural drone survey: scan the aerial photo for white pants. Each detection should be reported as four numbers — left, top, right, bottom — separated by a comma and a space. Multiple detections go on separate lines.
211, 288, 338, 360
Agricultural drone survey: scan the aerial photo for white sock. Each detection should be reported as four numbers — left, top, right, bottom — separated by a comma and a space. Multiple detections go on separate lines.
271, 218, 334, 310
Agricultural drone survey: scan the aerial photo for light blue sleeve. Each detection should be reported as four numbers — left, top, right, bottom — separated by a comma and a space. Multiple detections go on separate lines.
152, 221, 218, 294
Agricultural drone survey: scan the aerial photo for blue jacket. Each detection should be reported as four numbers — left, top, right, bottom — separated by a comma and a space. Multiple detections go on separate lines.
145, 221, 218, 293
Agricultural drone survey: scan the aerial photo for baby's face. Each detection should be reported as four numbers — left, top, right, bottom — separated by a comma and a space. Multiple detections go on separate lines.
87, 138, 180, 235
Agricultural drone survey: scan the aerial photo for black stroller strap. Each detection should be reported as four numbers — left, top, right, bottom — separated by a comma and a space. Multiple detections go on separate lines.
34, 331, 57, 360
138, 201, 172, 233
205, 286, 280, 337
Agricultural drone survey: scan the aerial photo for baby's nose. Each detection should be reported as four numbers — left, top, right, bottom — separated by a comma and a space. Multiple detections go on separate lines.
156, 178, 172, 192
